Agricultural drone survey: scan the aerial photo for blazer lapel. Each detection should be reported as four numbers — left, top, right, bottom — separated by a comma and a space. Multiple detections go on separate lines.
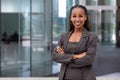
63, 31, 73, 51
63, 29, 89, 53
76, 29, 89, 52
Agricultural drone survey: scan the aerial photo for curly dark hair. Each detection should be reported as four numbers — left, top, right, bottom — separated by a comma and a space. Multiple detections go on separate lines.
68, 5, 90, 32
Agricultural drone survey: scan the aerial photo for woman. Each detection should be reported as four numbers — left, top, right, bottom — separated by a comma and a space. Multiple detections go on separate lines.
52, 5, 97, 80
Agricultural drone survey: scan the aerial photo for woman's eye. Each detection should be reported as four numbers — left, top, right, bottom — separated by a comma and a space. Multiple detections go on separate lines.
79, 15, 83, 17
72, 16, 76, 17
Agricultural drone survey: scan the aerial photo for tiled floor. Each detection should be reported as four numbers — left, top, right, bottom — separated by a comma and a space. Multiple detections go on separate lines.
97, 72, 120, 80
94, 44, 120, 76
0, 77, 120, 80
0, 72, 120, 80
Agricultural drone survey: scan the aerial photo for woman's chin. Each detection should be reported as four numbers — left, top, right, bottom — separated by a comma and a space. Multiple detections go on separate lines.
74, 26, 84, 30
75, 26, 82, 28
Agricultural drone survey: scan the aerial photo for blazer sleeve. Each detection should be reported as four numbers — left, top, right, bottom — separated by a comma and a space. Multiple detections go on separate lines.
69, 33, 97, 68
52, 33, 73, 63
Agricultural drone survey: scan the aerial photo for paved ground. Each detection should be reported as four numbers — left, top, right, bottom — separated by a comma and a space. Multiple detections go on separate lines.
94, 44, 120, 76
0, 77, 119, 80
0, 72, 120, 80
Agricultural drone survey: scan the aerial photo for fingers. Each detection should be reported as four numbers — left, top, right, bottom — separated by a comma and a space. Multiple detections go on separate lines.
82, 52, 86, 56
56, 46, 60, 50
74, 52, 86, 59
80, 52, 86, 57
56, 46, 64, 54
56, 46, 61, 53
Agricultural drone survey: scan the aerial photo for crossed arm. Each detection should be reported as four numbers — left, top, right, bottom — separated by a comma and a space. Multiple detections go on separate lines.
56, 46, 86, 60
52, 33, 97, 67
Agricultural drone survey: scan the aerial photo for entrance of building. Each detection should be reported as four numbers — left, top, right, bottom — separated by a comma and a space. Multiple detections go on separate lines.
0, 0, 52, 77
87, 6, 116, 45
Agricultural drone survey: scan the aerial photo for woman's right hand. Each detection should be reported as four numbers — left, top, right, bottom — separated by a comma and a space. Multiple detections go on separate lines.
72, 52, 86, 59
56, 46, 65, 54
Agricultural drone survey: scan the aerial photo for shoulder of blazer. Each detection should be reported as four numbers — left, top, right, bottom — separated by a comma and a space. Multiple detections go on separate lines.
87, 31, 98, 43
59, 31, 72, 46
61, 31, 72, 39
88, 32, 97, 39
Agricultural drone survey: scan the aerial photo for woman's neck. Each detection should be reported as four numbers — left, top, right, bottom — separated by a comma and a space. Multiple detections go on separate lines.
74, 27, 84, 34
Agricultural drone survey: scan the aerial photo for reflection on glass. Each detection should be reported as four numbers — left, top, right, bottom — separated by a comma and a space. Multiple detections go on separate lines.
53, 0, 66, 41
1, 0, 53, 77
1, 0, 31, 77
31, 0, 52, 77
88, 10, 116, 45
88, 11, 98, 32
101, 10, 116, 45
86, 0, 98, 5
86, 0, 116, 6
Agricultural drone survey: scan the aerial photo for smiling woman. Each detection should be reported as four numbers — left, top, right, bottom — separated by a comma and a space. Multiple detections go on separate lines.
70, 7, 87, 29
52, 5, 98, 80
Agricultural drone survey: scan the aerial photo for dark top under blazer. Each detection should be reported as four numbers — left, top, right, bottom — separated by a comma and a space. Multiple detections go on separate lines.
52, 29, 97, 80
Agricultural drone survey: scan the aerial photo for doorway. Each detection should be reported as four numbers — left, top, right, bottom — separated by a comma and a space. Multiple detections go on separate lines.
88, 8, 116, 45
0, 0, 52, 77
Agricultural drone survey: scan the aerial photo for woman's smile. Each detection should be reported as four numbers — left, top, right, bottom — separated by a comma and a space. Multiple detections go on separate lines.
74, 21, 81, 26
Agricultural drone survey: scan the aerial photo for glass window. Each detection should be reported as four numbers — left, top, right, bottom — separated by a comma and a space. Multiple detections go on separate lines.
53, 0, 66, 42
1, 0, 31, 77
52, 0, 77, 42
86, 0, 116, 6
101, 10, 116, 45
86, 0, 98, 5
88, 10, 99, 32
0, 0, 53, 77
88, 10, 116, 45
31, 0, 52, 77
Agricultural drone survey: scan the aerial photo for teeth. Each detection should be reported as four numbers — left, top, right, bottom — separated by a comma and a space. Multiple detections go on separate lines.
75, 23, 80, 25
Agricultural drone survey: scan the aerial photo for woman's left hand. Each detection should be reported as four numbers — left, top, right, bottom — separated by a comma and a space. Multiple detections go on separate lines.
72, 52, 86, 59
56, 46, 65, 54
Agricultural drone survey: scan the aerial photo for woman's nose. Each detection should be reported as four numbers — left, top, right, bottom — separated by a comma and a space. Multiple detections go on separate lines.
76, 17, 80, 21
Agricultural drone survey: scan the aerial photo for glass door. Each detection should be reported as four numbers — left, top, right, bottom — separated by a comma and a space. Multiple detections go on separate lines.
88, 10, 116, 45
0, 0, 31, 77
101, 10, 116, 45
0, 0, 52, 77
31, 0, 52, 77
88, 10, 101, 42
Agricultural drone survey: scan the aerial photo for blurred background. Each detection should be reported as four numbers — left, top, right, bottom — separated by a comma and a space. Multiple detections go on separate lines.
0, 0, 120, 78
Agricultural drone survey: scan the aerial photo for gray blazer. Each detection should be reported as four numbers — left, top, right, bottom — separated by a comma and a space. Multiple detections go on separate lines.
52, 29, 97, 80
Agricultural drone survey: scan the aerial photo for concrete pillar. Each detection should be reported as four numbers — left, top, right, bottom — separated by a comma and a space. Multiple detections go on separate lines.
116, 0, 120, 47
0, 0, 1, 76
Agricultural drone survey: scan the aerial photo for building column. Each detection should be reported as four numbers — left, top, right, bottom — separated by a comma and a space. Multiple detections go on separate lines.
0, 0, 1, 76
116, 0, 120, 47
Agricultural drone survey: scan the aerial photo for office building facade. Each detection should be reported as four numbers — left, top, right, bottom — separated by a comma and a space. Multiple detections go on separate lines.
0, 0, 118, 77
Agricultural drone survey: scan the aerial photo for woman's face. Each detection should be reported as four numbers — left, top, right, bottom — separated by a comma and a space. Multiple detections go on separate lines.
70, 7, 87, 29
